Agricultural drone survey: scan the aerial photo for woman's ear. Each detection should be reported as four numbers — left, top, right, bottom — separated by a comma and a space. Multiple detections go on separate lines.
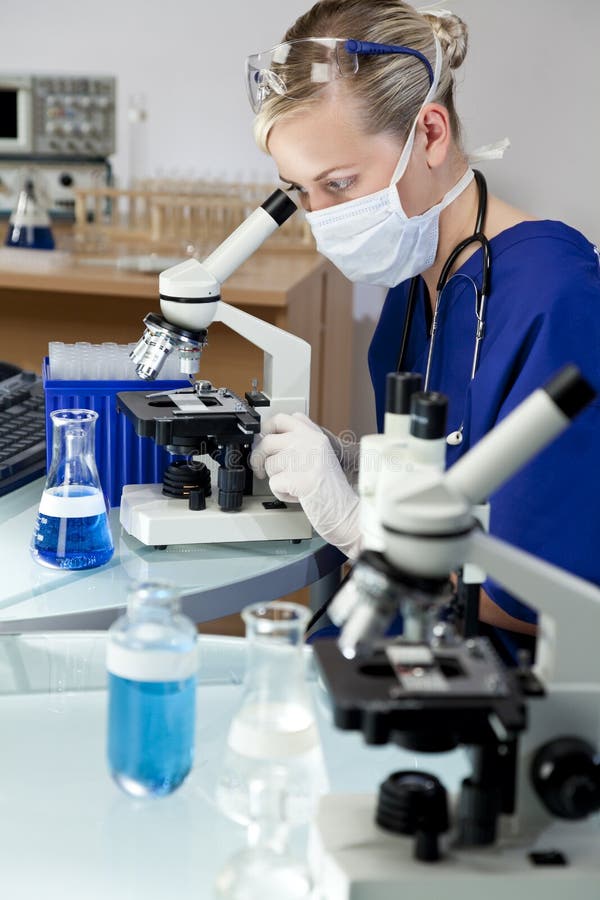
417, 103, 451, 169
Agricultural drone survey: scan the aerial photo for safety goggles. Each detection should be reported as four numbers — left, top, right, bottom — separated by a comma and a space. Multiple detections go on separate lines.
245, 37, 434, 113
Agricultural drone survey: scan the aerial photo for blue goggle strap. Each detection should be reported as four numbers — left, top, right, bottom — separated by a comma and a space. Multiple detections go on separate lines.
344, 39, 434, 86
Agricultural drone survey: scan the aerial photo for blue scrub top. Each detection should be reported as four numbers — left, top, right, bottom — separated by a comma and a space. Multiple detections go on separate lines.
368, 220, 600, 647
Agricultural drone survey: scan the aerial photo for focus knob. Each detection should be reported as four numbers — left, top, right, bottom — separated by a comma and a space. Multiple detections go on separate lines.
531, 737, 600, 820
376, 770, 449, 862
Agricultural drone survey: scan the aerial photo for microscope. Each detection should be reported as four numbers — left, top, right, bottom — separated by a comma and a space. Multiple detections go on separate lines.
116, 190, 313, 546
310, 366, 600, 898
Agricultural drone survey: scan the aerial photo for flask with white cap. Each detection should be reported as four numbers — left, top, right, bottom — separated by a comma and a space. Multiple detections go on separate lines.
106, 581, 197, 797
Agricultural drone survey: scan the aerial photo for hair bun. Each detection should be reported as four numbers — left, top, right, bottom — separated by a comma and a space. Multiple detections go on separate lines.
421, 9, 468, 69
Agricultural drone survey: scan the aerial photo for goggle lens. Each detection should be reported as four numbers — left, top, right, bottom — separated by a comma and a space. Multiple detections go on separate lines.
245, 38, 358, 113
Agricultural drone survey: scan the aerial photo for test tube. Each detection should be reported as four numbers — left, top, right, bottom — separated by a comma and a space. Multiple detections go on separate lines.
65, 344, 76, 380
48, 342, 65, 379
119, 344, 131, 379
75, 342, 92, 380
88, 344, 103, 380
102, 342, 119, 380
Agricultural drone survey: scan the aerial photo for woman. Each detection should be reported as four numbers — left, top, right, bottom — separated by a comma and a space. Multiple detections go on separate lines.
248, 0, 600, 654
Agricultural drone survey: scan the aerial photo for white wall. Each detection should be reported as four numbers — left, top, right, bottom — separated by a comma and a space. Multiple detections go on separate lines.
4, 0, 599, 435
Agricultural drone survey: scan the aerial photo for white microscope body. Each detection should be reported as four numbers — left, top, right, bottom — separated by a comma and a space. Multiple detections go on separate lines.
118, 191, 313, 546
310, 368, 600, 898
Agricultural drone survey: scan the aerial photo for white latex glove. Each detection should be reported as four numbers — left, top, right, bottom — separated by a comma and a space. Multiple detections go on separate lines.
250, 412, 362, 559
321, 426, 361, 484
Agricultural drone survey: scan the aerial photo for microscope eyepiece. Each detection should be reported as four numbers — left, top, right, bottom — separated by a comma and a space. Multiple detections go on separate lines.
542, 364, 596, 419
260, 189, 297, 226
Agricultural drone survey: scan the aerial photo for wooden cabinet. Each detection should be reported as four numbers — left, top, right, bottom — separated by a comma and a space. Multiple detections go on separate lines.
0, 246, 353, 434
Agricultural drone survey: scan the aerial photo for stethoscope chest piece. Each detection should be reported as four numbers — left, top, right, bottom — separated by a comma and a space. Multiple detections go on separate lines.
446, 429, 463, 446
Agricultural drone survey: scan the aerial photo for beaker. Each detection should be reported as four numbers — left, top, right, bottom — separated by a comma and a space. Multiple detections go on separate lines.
31, 409, 114, 569
215, 601, 327, 899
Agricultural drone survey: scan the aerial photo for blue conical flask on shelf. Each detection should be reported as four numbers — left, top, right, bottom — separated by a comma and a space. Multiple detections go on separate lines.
5, 177, 55, 250
31, 409, 114, 569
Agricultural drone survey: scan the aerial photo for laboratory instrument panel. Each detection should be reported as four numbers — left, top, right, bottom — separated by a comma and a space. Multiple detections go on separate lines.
0, 74, 116, 159
0, 159, 111, 217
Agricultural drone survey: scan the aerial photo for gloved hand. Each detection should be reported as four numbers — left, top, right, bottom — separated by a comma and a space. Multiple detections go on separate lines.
321, 426, 361, 485
250, 412, 362, 559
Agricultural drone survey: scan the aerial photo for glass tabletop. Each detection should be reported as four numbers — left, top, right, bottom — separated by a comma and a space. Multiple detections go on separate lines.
0, 631, 469, 900
0, 479, 343, 630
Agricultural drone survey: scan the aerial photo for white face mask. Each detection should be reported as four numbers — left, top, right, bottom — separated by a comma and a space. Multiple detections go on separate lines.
304, 37, 474, 288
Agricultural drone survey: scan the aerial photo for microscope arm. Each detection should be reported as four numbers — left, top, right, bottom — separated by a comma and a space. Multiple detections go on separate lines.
465, 528, 600, 684
442, 365, 600, 683
214, 301, 311, 416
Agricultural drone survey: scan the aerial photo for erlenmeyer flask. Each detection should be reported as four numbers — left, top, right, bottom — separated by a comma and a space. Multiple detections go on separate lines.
215, 601, 328, 899
5, 177, 55, 250
31, 409, 114, 569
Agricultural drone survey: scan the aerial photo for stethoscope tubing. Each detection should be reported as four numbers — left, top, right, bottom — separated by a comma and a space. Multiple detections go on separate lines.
396, 170, 491, 445
398, 169, 491, 390
423, 231, 491, 392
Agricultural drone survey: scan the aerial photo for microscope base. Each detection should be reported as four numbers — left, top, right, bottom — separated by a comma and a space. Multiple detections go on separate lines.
120, 483, 313, 545
309, 793, 600, 900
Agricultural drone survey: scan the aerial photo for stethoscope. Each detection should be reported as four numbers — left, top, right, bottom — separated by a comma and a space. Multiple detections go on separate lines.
396, 169, 492, 446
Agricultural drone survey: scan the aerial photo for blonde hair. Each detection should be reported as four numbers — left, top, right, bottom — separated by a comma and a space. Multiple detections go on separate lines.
253, 0, 468, 153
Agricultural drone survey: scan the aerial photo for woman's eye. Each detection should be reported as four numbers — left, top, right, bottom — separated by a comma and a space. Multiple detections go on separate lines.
327, 177, 356, 192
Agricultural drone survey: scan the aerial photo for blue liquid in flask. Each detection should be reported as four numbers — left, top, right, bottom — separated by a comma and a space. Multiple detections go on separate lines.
5, 223, 55, 250
108, 672, 196, 797
31, 485, 113, 569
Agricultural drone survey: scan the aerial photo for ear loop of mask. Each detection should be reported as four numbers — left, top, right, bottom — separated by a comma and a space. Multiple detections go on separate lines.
388, 36, 443, 189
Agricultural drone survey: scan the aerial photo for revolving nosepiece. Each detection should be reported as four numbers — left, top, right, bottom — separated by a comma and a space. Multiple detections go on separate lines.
130, 313, 207, 381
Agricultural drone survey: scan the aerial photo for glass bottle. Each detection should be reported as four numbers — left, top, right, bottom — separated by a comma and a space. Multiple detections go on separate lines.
31, 409, 113, 569
215, 601, 327, 899
106, 581, 197, 798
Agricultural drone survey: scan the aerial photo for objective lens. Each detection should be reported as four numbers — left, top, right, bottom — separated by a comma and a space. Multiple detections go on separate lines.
129, 328, 176, 381
129, 334, 151, 365
178, 347, 202, 376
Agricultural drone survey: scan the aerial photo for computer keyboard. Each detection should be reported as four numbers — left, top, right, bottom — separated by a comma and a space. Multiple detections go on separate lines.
0, 371, 46, 496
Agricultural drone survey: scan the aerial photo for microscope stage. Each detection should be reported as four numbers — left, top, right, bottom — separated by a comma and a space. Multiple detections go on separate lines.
120, 483, 313, 545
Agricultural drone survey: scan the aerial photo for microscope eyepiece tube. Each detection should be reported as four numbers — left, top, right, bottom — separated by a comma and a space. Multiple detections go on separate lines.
445, 365, 596, 506
202, 191, 297, 286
